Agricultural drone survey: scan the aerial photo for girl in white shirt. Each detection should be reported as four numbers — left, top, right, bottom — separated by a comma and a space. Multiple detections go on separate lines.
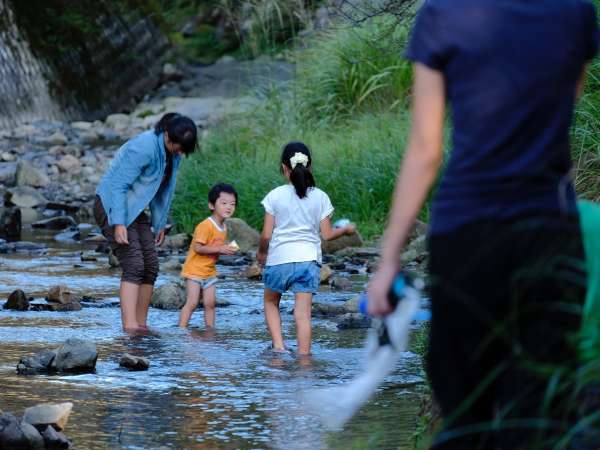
257, 142, 356, 355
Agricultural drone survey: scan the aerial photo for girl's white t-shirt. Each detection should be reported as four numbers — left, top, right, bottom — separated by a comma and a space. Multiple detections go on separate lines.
261, 185, 334, 266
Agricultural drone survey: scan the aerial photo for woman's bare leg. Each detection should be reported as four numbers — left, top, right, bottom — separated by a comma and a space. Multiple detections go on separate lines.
120, 281, 140, 331
137, 284, 153, 328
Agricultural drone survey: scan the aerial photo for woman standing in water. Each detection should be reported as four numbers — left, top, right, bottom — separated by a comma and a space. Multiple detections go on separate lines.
94, 113, 197, 332
368, 1, 598, 448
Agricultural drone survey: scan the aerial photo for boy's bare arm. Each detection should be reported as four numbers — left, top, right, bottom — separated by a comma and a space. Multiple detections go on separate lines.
194, 243, 235, 255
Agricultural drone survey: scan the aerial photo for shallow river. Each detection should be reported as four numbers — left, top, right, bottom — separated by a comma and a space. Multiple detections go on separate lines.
0, 231, 427, 449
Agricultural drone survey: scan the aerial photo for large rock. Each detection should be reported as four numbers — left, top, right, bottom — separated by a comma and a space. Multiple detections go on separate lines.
20, 421, 45, 449
119, 354, 150, 371
0, 162, 17, 186
56, 155, 81, 173
224, 218, 260, 252
150, 282, 185, 310
16, 160, 50, 188
0, 207, 21, 239
47, 132, 68, 146
105, 113, 131, 130
31, 302, 82, 312
244, 264, 262, 280
6, 186, 47, 208
51, 339, 98, 373
17, 349, 57, 374
322, 231, 364, 255
4, 289, 29, 311
162, 233, 190, 250
47, 285, 79, 304
19, 207, 40, 225
23, 402, 73, 432
32, 216, 77, 230
0, 412, 28, 448
312, 302, 346, 317
330, 276, 352, 291
336, 313, 371, 329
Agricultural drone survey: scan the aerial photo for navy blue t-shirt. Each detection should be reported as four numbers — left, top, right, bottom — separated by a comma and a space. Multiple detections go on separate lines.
406, 0, 599, 234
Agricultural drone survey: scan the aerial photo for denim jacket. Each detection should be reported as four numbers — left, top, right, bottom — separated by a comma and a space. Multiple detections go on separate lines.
96, 130, 181, 233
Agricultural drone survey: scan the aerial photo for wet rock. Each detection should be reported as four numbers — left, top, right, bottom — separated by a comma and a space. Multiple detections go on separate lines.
151, 282, 185, 310
105, 113, 130, 130
78, 130, 100, 145
54, 229, 80, 242
119, 354, 150, 371
51, 339, 98, 373
244, 263, 262, 280
23, 402, 73, 432
80, 252, 97, 262
6, 186, 47, 208
45, 202, 79, 214
4, 289, 29, 311
161, 258, 181, 271
17, 349, 57, 374
343, 296, 360, 314
1, 152, 16, 162
32, 216, 77, 230
41, 425, 72, 449
0, 162, 17, 186
330, 276, 352, 291
20, 421, 45, 449
402, 235, 428, 264
108, 249, 120, 267
16, 160, 50, 188
0, 206, 21, 239
32, 302, 82, 312
56, 155, 81, 173
70, 121, 93, 131
162, 233, 190, 250
10, 241, 47, 253
224, 218, 259, 252
336, 313, 371, 329
48, 285, 79, 304
322, 232, 364, 255
312, 303, 346, 317
0, 412, 28, 448
20, 207, 41, 225
46, 131, 68, 146
320, 264, 332, 284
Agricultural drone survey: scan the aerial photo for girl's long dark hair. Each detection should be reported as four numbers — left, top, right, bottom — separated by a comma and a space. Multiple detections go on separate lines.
281, 142, 315, 199
154, 112, 198, 155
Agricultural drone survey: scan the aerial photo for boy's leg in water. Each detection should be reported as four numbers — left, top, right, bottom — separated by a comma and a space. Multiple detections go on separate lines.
202, 285, 217, 328
294, 292, 313, 355
264, 288, 285, 350
179, 279, 201, 327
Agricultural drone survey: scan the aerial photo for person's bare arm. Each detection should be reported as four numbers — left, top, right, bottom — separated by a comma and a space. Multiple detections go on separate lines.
257, 213, 275, 266
367, 63, 446, 316
320, 217, 356, 241
193, 243, 236, 256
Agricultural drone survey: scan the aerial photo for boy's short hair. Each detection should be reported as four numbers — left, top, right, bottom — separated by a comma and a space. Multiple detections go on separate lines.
208, 183, 238, 205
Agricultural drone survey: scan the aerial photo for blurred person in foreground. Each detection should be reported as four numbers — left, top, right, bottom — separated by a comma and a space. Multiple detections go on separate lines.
368, 1, 599, 448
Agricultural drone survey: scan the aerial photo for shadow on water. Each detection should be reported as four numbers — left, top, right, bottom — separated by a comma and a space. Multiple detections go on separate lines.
0, 233, 427, 449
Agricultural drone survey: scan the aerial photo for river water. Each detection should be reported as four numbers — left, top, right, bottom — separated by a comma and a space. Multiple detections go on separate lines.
0, 230, 427, 449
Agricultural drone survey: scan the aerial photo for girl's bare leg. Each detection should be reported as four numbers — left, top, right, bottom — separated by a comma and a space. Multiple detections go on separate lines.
178, 279, 201, 328
294, 292, 313, 355
264, 288, 285, 350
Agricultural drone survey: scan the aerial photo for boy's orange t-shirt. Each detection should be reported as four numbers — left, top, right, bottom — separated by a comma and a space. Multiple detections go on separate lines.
181, 217, 227, 279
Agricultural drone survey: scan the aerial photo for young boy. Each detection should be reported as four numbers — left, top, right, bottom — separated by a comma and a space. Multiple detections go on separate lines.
178, 183, 238, 328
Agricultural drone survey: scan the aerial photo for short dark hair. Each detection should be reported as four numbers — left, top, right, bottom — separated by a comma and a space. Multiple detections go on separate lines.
154, 112, 198, 156
208, 183, 238, 205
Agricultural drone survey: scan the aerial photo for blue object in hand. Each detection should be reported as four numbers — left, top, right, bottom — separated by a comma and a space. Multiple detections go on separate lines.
333, 218, 351, 228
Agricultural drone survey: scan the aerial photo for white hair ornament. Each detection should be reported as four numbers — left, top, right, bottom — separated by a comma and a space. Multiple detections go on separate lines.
290, 152, 309, 169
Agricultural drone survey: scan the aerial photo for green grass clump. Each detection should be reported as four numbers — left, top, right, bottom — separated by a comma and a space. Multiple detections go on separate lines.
173, 107, 410, 239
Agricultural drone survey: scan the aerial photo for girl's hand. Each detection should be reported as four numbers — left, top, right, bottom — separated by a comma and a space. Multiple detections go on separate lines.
367, 260, 399, 316
344, 224, 357, 235
219, 245, 237, 256
114, 225, 129, 245
155, 229, 165, 246
257, 250, 267, 267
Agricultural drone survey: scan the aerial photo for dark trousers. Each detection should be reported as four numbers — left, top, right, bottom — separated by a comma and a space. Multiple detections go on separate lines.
93, 196, 159, 285
427, 216, 587, 450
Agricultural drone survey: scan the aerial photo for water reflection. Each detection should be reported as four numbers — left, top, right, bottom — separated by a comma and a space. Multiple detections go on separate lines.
0, 236, 426, 449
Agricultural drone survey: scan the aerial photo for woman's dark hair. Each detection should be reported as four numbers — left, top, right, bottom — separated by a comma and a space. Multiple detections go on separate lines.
154, 112, 198, 156
281, 142, 315, 199
208, 183, 238, 205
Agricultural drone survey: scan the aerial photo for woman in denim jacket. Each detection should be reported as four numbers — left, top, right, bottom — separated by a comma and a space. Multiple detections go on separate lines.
95, 113, 197, 332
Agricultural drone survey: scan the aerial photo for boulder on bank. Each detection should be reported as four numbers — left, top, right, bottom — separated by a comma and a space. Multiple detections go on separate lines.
50, 339, 98, 373
322, 231, 364, 255
224, 218, 260, 252
4, 289, 29, 311
119, 354, 150, 371
22, 402, 73, 432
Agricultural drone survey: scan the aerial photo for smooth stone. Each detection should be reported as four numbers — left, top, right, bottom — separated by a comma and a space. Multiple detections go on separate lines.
0, 412, 28, 448
4, 289, 29, 311
20, 421, 45, 449
343, 296, 360, 314
320, 264, 332, 284
51, 339, 98, 373
312, 303, 346, 317
17, 349, 57, 374
56, 155, 81, 173
23, 402, 73, 432
244, 264, 262, 280
54, 229, 80, 242
41, 425, 71, 449
330, 276, 352, 291
162, 233, 189, 250
47, 285, 79, 304
119, 354, 150, 371
336, 313, 371, 329
16, 160, 49, 188
322, 232, 364, 255
150, 282, 185, 310
6, 186, 47, 208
